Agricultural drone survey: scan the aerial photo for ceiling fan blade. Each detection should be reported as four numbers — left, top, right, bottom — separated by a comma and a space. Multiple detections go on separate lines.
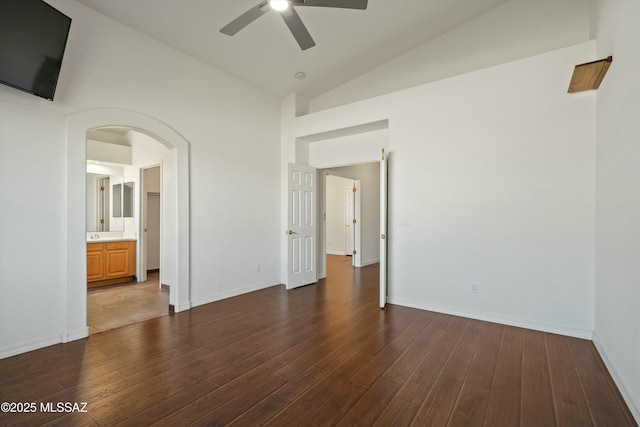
291, 0, 368, 9
281, 7, 316, 50
220, 1, 270, 36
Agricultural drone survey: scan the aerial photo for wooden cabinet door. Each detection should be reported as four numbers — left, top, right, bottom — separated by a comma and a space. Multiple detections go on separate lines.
105, 249, 129, 278
105, 242, 129, 278
87, 251, 105, 281
104, 241, 136, 278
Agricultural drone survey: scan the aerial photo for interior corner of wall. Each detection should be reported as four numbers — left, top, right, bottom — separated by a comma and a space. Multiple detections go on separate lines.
294, 94, 310, 117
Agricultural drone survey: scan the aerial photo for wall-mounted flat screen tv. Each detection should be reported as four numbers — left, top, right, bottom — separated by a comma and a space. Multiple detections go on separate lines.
0, 0, 72, 101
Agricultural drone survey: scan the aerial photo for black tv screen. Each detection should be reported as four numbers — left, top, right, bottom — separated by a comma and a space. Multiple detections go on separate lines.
0, 0, 71, 101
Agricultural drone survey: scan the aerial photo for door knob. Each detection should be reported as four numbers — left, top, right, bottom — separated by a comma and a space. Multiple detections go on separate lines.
288, 230, 297, 235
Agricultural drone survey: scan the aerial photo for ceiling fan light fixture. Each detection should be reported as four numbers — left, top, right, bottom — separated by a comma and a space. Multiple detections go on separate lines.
269, 0, 290, 12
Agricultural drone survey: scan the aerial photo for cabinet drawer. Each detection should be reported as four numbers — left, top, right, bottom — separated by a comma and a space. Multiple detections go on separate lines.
87, 243, 105, 252
106, 241, 133, 250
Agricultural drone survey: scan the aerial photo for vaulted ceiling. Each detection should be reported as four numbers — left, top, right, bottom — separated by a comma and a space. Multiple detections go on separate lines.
75, 0, 507, 99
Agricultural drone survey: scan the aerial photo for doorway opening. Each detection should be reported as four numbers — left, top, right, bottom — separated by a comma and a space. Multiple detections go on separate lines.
319, 162, 380, 281
65, 108, 191, 343
85, 127, 170, 333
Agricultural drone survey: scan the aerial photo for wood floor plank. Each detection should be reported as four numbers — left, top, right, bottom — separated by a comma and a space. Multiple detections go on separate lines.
545, 332, 593, 426
304, 381, 368, 426
274, 308, 408, 381
336, 377, 404, 426
190, 373, 289, 426
567, 337, 636, 426
463, 321, 504, 391
350, 313, 432, 387
150, 356, 292, 427
446, 322, 504, 426
521, 329, 556, 427
113, 379, 220, 426
373, 398, 420, 427
411, 321, 483, 426
395, 317, 470, 406
263, 350, 374, 426
447, 383, 491, 427
383, 313, 451, 383
0, 256, 635, 426
483, 326, 523, 426
227, 367, 328, 426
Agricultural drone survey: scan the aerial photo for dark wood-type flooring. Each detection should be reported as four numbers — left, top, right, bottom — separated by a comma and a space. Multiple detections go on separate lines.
87, 271, 168, 334
0, 255, 636, 426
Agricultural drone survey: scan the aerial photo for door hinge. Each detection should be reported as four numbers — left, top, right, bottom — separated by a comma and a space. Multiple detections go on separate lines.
352, 250, 357, 255
100, 186, 105, 191
381, 148, 385, 161
352, 186, 357, 193
100, 219, 105, 224
352, 218, 357, 224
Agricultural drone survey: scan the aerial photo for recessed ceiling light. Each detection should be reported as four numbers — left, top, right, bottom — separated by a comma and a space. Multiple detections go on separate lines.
295, 71, 306, 80
270, 0, 289, 12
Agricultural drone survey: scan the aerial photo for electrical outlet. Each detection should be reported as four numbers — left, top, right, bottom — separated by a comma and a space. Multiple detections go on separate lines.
471, 284, 479, 294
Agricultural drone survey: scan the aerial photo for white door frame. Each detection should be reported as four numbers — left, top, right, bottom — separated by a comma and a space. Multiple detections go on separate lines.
380, 149, 388, 308
344, 185, 355, 259
353, 179, 362, 268
323, 170, 362, 271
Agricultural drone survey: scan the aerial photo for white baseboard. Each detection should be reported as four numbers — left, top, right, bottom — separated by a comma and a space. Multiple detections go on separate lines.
190, 280, 281, 308
592, 333, 640, 424
326, 250, 346, 256
64, 327, 89, 343
360, 258, 380, 267
0, 335, 62, 360
387, 297, 593, 340
174, 302, 192, 313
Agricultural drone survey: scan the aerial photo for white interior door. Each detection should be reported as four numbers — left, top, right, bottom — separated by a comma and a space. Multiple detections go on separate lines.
344, 186, 355, 256
380, 149, 389, 308
287, 163, 317, 289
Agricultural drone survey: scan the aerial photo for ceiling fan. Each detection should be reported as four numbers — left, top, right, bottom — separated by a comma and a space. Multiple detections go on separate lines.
220, 0, 368, 51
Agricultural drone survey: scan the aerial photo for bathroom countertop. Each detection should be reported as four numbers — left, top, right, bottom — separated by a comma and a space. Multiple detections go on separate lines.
86, 237, 137, 243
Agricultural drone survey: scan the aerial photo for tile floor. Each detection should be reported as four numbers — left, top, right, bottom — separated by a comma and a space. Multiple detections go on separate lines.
87, 271, 169, 334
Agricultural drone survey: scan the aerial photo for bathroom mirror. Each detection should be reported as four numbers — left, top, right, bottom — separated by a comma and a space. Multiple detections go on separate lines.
123, 181, 134, 217
86, 171, 125, 232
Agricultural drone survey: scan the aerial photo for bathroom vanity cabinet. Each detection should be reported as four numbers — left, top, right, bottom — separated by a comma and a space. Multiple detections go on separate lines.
87, 240, 136, 287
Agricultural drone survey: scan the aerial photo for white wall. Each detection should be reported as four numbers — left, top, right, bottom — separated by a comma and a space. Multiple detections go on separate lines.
325, 175, 352, 256
593, 0, 640, 421
0, 102, 66, 354
86, 139, 132, 164
144, 166, 161, 194
284, 42, 597, 339
122, 131, 171, 284
306, 129, 387, 169
310, 0, 592, 112
0, 0, 281, 357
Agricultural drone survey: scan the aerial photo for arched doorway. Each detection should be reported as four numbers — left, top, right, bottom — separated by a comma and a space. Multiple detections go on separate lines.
64, 108, 190, 342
